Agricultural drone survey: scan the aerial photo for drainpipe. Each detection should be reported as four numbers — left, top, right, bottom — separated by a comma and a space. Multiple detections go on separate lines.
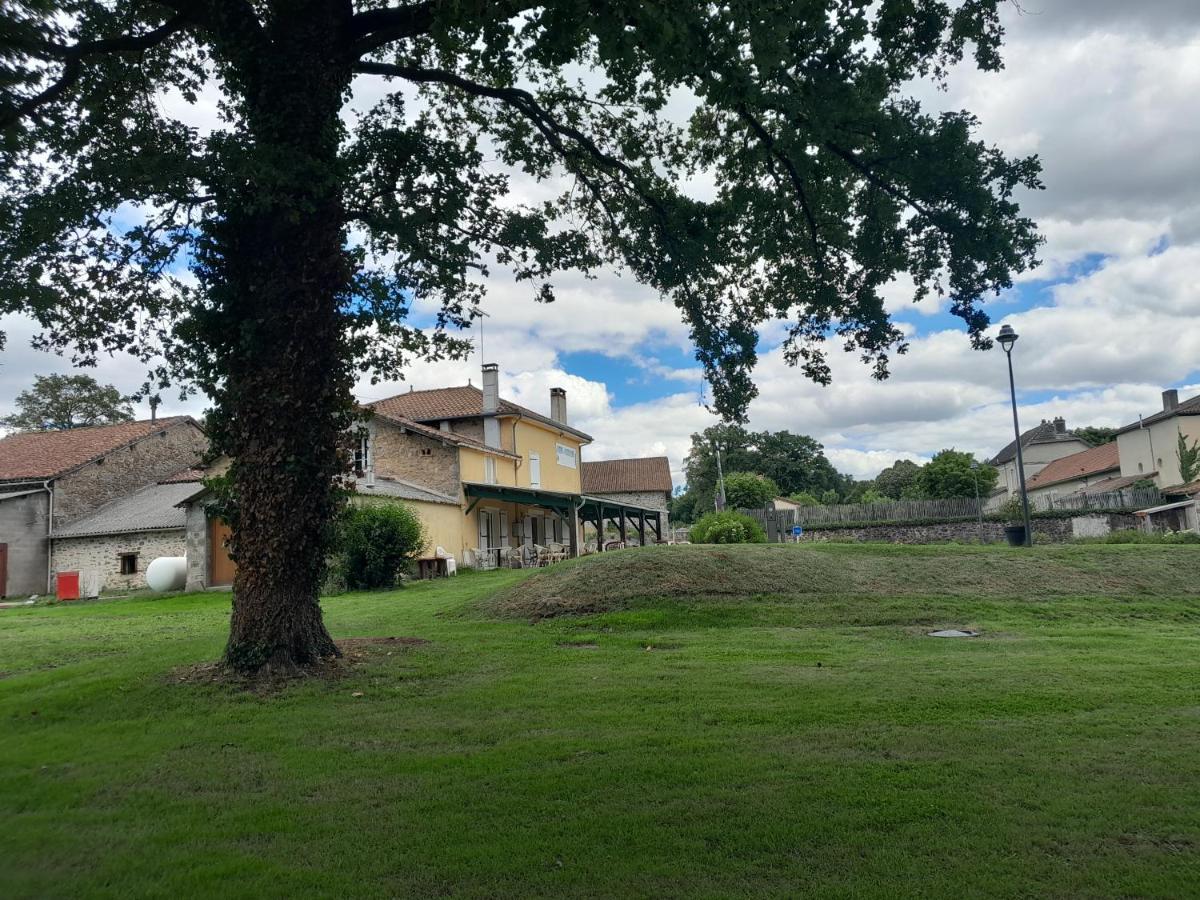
42, 479, 53, 594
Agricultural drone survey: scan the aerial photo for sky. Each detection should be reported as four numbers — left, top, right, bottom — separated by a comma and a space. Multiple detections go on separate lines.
3, 1, 1200, 487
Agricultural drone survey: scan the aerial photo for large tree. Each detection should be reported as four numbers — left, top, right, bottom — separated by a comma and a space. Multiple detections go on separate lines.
1, 1, 1040, 673
916, 449, 998, 499
2, 372, 133, 431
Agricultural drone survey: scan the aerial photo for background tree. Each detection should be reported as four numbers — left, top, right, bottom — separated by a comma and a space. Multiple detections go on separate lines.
722, 472, 780, 510
2, 373, 133, 432
916, 450, 998, 499
1075, 426, 1118, 447
873, 459, 924, 499
1177, 430, 1200, 484
1, 2, 1040, 673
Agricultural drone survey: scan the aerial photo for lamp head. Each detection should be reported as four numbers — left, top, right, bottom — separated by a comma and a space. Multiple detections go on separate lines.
997, 324, 1019, 352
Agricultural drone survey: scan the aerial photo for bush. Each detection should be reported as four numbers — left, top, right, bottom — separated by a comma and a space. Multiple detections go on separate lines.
1078, 528, 1200, 545
333, 501, 427, 590
723, 471, 779, 510
689, 511, 768, 544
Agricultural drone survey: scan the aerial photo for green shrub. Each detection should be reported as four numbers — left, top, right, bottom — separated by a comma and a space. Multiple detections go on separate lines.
333, 501, 426, 590
1078, 528, 1200, 545
689, 511, 768, 544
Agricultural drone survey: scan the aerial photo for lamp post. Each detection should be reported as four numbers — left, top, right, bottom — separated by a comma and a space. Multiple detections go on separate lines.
997, 324, 1033, 547
970, 460, 984, 544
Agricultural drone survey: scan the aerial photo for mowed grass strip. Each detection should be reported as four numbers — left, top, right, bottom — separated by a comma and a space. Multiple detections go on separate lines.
1, 544, 1199, 898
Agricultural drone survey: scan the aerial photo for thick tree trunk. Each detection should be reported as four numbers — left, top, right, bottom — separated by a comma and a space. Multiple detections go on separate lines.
204, 4, 355, 674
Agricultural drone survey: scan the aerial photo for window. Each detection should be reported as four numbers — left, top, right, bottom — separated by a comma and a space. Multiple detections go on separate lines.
353, 432, 370, 474
555, 443, 577, 468
529, 453, 541, 488
119, 553, 138, 575
1138, 462, 1145, 473
420, 447, 432, 457
485, 456, 497, 484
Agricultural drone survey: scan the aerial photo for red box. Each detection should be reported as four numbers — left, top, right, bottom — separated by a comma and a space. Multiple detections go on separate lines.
57, 571, 80, 601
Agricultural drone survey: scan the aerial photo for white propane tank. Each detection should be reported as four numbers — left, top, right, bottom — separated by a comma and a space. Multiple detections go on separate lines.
146, 556, 187, 592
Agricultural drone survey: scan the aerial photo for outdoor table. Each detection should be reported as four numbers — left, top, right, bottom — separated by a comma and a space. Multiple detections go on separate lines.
416, 557, 450, 579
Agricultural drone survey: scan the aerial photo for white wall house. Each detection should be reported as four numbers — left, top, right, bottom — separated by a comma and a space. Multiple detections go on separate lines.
1115, 389, 1200, 490
988, 417, 1092, 498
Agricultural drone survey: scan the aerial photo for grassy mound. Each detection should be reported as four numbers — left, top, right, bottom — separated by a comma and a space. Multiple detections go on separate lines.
486, 543, 1200, 618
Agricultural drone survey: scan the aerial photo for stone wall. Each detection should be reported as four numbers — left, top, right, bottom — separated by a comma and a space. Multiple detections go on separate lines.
53, 421, 207, 526
796, 513, 1139, 545
0, 490, 50, 596
51, 528, 187, 593
371, 420, 461, 498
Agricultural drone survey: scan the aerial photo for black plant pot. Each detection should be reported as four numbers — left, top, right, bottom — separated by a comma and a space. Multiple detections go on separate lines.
1004, 525, 1027, 547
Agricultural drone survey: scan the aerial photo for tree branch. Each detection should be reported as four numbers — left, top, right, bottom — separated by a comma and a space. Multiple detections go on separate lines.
1, 12, 192, 128
347, 2, 437, 56
353, 61, 669, 220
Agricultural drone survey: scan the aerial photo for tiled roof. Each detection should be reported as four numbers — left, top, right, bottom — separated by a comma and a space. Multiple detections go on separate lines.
371, 385, 592, 442
158, 467, 206, 484
989, 419, 1084, 466
373, 411, 521, 459
352, 476, 459, 505
1116, 392, 1200, 434
582, 456, 673, 494
1026, 442, 1120, 489
53, 480, 198, 538
0, 417, 197, 481
1065, 474, 1151, 495
1160, 479, 1200, 497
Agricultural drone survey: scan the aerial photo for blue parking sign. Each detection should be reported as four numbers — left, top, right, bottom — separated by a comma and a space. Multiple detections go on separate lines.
792, 525, 803, 536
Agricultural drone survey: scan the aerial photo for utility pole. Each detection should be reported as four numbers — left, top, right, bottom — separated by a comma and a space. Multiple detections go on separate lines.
713, 441, 727, 512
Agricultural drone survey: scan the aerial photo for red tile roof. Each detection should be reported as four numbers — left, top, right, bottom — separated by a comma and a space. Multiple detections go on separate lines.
371, 385, 592, 442
581, 457, 673, 494
0, 417, 197, 481
1026, 441, 1120, 490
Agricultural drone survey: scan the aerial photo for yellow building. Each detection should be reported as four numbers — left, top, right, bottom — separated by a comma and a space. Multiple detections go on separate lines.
364, 364, 665, 566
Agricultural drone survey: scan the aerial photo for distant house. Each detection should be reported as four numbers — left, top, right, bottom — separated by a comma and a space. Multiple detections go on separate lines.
0, 417, 207, 597
1024, 442, 1122, 501
988, 417, 1091, 496
581, 456, 673, 533
1115, 389, 1200, 491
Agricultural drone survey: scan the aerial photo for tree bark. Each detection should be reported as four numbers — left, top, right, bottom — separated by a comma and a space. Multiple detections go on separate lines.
205, 3, 354, 674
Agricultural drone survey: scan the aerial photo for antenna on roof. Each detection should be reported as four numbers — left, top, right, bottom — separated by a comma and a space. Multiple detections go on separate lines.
471, 306, 491, 362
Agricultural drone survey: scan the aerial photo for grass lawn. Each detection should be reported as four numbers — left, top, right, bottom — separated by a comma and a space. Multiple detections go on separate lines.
3, 543, 1200, 898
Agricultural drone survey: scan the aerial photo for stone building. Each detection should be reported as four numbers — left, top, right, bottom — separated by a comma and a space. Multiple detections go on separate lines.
0, 417, 207, 596
51, 474, 202, 592
580, 456, 673, 537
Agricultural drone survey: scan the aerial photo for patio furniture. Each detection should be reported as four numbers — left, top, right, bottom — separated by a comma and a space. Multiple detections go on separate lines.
533, 544, 551, 567
603, 540, 625, 551
416, 557, 450, 579
546, 541, 568, 563
471, 548, 497, 570
499, 546, 524, 569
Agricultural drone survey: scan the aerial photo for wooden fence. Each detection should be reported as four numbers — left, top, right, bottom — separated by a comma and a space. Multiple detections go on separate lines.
739, 486, 1164, 540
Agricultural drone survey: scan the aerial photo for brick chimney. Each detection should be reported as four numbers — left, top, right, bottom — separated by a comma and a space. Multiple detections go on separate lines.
481, 363, 500, 448
1163, 389, 1179, 412
550, 387, 567, 425
1053, 416, 1066, 434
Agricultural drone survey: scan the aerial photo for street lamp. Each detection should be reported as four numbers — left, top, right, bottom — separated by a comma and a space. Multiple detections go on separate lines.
997, 324, 1033, 547
970, 460, 983, 544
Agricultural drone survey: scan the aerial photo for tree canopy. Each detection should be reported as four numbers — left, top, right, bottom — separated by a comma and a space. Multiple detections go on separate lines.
873, 458, 924, 499
915, 449, 997, 499
722, 471, 780, 510
1074, 426, 1118, 448
1, 1, 1041, 672
2, 373, 133, 432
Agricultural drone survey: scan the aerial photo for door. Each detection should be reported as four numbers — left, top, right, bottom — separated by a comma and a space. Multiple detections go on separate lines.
208, 518, 237, 586
0, 543, 7, 598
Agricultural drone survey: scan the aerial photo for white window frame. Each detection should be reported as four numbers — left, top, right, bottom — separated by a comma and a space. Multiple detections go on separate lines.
529, 452, 541, 488
484, 456, 497, 484
353, 431, 370, 474
555, 442, 577, 469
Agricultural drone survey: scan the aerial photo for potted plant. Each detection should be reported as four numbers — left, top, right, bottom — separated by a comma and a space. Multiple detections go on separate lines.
999, 495, 1027, 547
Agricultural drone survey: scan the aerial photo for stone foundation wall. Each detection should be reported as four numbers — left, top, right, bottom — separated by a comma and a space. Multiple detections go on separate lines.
796, 513, 1139, 545
52, 529, 187, 593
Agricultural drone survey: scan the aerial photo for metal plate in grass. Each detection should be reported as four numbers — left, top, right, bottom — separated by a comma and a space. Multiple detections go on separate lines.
928, 629, 979, 638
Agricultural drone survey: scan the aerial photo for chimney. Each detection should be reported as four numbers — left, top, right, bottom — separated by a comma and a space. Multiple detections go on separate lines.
481, 363, 500, 448
439, 420, 451, 433
1053, 416, 1066, 434
1163, 389, 1179, 412
550, 387, 567, 425
149, 395, 160, 424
